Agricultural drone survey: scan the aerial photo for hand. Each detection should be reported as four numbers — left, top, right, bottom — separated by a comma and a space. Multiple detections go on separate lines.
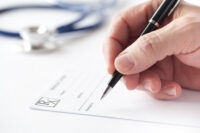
103, 0, 200, 100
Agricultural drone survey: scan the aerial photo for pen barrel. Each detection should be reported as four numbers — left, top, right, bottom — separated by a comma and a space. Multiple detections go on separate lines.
108, 71, 123, 87
141, 23, 156, 36
152, 0, 179, 24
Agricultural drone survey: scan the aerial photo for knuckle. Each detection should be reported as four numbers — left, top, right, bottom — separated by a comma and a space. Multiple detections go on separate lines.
112, 12, 128, 28
138, 33, 159, 58
182, 17, 193, 25
179, 17, 200, 51
181, 16, 198, 27
179, 16, 200, 36
137, 32, 164, 62
113, 13, 123, 23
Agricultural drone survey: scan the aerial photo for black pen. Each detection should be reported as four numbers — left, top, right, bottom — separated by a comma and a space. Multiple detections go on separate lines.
101, 0, 181, 100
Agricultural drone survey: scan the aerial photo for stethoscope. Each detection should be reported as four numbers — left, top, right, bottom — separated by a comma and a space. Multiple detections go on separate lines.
0, 0, 116, 53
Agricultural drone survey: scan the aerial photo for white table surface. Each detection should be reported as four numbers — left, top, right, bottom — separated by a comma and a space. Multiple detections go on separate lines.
1, 0, 200, 133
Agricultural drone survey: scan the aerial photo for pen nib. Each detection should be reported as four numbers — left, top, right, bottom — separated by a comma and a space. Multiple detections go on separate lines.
100, 85, 111, 100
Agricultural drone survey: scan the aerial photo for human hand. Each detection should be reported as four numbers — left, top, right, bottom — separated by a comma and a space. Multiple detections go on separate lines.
103, 0, 200, 100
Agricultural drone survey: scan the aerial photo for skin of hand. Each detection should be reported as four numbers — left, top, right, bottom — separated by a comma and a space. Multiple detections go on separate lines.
103, 0, 200, 100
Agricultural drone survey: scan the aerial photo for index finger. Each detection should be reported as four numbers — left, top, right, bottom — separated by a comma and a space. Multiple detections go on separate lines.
103, 0, 163, 74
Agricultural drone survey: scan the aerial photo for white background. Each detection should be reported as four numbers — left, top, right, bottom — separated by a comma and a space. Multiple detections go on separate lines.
0, 0, 200, 133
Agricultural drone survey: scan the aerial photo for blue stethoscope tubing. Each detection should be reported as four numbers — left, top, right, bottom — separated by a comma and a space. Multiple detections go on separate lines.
0, 0, 116, 39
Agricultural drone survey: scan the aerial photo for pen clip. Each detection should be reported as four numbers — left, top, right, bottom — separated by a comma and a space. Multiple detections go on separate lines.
168, 0, 181, 16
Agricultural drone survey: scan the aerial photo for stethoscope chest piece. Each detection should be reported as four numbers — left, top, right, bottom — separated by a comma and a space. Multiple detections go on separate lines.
19, 26, 58, 53
0, 0, 116, 53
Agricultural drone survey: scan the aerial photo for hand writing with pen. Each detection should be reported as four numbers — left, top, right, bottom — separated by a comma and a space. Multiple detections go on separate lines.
103, 0, 200, 100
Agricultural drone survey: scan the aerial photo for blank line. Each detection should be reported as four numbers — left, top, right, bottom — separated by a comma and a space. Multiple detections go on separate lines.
85, 103, 94, 112
78, 76, 106, 111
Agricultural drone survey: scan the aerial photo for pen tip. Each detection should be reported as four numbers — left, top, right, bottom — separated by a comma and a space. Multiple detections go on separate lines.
100, 86, 111, 100
100, 93, 105, 100
100, 96, 104, 100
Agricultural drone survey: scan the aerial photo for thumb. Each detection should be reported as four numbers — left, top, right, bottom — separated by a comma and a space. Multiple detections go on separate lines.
114, 18, 190, 74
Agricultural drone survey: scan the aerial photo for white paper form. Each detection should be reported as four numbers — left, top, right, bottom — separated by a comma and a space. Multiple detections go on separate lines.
31, 70, 200, 128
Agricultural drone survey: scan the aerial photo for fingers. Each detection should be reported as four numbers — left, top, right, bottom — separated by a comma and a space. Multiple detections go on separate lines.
138, 71, 161, 93
122, 74, 139, 90
103, 0, 163, 74
123, 71, 182, 100
124, 71, 161, 93
148, 80, 182, 100
114, 17, 197, 75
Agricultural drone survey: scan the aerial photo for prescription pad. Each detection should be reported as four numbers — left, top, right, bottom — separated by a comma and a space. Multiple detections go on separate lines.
31, 70, 200, 128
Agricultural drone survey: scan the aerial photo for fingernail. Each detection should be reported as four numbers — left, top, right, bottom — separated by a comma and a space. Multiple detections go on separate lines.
163, 86, 177, 96
115, 52, 135, 72
143, 81, 154, 93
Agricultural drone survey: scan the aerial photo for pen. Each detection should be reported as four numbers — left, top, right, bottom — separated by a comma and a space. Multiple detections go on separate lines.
101, 0, 181, 100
